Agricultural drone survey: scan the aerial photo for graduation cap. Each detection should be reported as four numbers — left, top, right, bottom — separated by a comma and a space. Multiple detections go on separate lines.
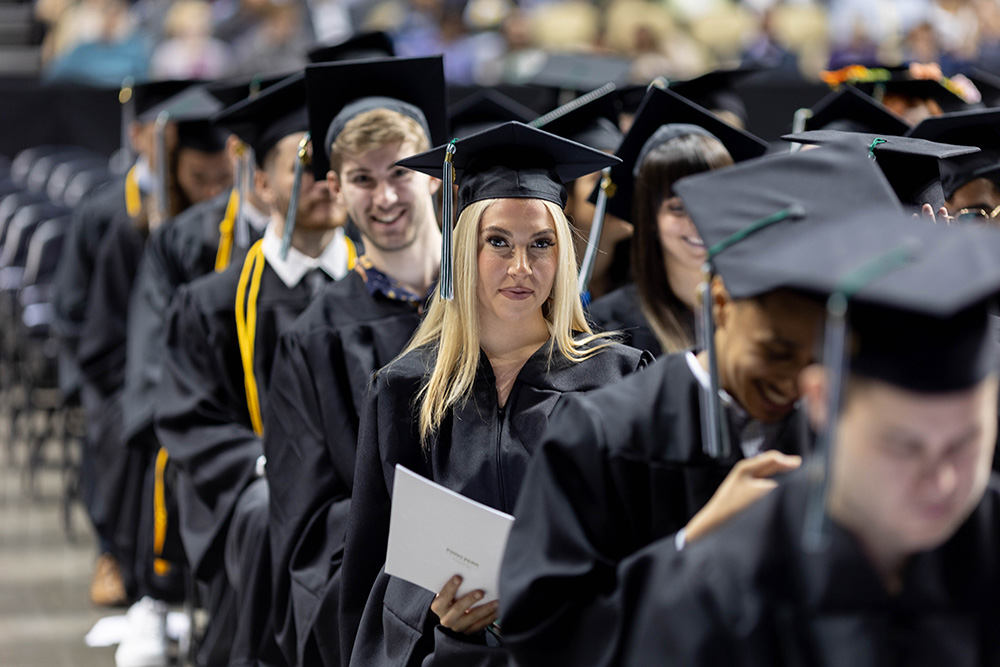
751, 214, 1000, 550
530, 83, 623, 293
305, 56, 448, 180
448, 89, 536, 140
214, 73, 312, 259
831, 64, 971, 112
205, 73, 290, 108
527, 52, 634, 93
906, 108, 1000, 201
599, 84, 768, 223
397, 121, 621, 300
802, 86, 911, 135
306, 31, 395, 63
125, 79, 200, 119
673, 140, 903, 459
668, 67, 764, 129
781, 129, 979, 210
214, 73, 308, 168
137, 85, 228, 222
530, 83, 622, 152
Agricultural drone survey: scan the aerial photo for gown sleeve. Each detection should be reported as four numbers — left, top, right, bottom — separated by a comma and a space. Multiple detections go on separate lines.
265, 325, 356, 666
154, 283, 260, 577
499, 389, 697, 667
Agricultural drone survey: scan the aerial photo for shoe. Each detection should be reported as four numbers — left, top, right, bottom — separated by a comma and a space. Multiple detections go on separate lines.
90, 553, 128, 607
115, 597, 169, 667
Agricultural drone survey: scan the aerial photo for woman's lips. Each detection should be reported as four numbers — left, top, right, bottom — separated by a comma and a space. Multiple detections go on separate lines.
499, 287, 534, 300
683, 236, 706, 249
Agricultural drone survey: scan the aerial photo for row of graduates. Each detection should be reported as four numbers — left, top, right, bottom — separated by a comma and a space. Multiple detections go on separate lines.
52, 40, 1000, 667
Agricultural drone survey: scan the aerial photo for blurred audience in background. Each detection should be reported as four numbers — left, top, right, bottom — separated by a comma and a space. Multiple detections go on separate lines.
36, 0, 1000, 97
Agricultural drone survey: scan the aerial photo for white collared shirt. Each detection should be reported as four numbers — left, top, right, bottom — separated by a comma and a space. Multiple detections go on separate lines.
242, 201, 270, 233
261, 221, 349, 289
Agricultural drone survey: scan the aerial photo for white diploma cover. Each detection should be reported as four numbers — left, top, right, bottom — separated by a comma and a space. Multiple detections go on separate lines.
385, 464, 515, 603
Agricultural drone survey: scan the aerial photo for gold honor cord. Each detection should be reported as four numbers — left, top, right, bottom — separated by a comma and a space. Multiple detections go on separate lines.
125, 165, 142, 218
215, 188, 240, 272
345, 235, 358, 271
152, 447, 172, 576
236, 240, 267, 436
235, 233, 358, 438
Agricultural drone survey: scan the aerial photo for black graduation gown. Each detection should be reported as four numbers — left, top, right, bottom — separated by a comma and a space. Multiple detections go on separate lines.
339, 340, 651, 667
620, 471, 1000, 667
498, 352, 809, 667
587, 283, 667, 357
265, 271, 424, 667
75, 213, 149, 595
155, 261, 315, 579
52, 176, 126, 342
122, 191, 262, 450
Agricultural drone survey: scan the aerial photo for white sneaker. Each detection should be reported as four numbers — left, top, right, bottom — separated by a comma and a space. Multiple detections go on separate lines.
115, 597, 169, 667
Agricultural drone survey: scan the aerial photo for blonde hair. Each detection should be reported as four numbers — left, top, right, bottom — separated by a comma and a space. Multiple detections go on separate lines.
398, 197, 617, 447
329, 109, 430, 174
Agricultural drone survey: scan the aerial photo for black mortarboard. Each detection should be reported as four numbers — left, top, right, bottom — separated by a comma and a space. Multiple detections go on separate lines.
137, 85, 225, 125
614, 84, 649, 116
848, 65, 969, 112
781, 129, 979, 209
668, 67, 763, 128
531, 83, 623, 152
757, 213, 1000, 551
804, 86, 911, 135
398, 121, 621, 299
906, 108, 1000, 199
676, 141, 904, 300
306, 31, 395, 63
399, 121, 620, 213
528, 53, 634, 92
141, 86, 228, 219
205, 73, 289, 108
126, 79, 199, 119
305, 56, 447, 180
214, 73, 308, 167
599, 85, 768, 222
448, 89, 536, 140
674, 140, 902, 460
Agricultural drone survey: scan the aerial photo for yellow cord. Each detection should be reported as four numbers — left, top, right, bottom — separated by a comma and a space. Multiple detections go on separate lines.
152, 447, 172, 576
235, 233, 355, 437
236, 240, 266, 436
125, 165, 142, 218
215, 188, 239, 272
345, 235, 358, 270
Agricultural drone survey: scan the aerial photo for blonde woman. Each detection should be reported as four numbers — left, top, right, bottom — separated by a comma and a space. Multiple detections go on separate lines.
338, 123, 652, 667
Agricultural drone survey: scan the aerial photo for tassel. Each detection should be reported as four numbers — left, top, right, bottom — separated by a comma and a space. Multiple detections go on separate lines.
154, 111, 170, 223
577, 166, 614, 295
280, 133, 310, 261
439, 139, 457, 300
698, 263, 731, 459
235, 145, 254, 250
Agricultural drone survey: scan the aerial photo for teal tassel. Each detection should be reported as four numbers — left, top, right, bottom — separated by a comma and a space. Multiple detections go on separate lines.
440, 139, 457, 300
280, 133, 310, 261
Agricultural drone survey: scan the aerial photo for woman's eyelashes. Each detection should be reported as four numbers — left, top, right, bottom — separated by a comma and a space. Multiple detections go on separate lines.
484, 235, 556, 250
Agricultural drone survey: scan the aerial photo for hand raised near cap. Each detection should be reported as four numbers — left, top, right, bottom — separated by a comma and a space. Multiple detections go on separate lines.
914, 203, 954, 225
431, 575, 499, 635
684, 450, 802, 544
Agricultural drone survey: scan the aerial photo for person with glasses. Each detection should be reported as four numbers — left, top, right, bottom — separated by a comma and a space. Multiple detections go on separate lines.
907, 108, 1000, 224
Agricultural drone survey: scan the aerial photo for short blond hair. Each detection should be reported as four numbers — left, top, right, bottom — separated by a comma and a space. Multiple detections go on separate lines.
329, 108, 430, 173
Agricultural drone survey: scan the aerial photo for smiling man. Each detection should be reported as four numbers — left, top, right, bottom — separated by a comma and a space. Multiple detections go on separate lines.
263, 55, 447, 667
619, 208, 1000, 667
